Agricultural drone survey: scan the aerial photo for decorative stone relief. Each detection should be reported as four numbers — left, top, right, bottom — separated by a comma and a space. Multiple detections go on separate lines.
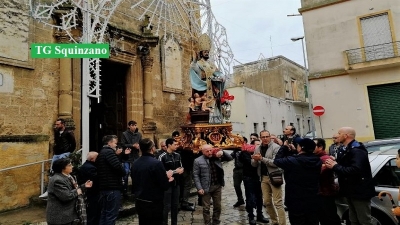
0, 0, 34, 68
161, 37, 183, 93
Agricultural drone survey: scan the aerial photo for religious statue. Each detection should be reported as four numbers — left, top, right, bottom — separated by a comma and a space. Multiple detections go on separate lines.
189, 33, 226, 124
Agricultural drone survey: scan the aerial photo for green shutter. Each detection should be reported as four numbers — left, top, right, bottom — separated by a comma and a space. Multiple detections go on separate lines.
367, 82, 400, 139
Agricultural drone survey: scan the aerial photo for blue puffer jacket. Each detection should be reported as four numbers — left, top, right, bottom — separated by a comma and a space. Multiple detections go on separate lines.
333, 140, 375, 200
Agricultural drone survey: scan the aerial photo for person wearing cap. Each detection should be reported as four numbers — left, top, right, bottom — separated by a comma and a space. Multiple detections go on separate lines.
189, 33, 226, 124
274, 138, 322, 225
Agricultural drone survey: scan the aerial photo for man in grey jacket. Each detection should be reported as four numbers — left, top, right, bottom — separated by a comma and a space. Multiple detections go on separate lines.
193, 144, 232, 225
251, 130, 286, 225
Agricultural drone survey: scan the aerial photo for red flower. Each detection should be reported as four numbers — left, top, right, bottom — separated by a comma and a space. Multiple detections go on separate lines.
220, 90, 234, 104
241, 144, 256, 153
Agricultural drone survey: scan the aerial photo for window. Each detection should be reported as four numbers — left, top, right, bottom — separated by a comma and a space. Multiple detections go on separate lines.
263, 122, 267, 130
360, 12, 394, 61
291, 79, 298, 100
373, 158, 400, 187
253, 123, 258, 134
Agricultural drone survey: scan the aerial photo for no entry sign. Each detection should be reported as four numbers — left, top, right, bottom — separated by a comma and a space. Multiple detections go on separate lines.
313, 105, 325, 116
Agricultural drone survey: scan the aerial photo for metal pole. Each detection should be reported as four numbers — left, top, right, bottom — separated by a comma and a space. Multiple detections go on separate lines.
318, 116, 324, 138
301, 38, 315, 138
81, 0, 90, 163
40, 161, 44, 194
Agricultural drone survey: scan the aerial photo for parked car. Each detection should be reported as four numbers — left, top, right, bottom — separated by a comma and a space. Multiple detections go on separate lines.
303, 130, 317, 139
364, 137, 400, 153
336, 148, 400, 225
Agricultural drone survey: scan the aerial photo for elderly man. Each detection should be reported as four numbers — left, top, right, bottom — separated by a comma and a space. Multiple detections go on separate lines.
78, 152, 99, 225
193, 144, 232, 225
328, 133, 341, 158
326, 127, 375, 225
251, 130, 286, 225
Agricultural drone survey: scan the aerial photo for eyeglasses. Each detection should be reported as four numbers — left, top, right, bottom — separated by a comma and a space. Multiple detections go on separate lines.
332, 137, 337, 139
260, 136, 270, 139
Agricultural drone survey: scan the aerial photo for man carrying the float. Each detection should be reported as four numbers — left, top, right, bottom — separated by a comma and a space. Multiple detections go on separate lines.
190, 34, 226, 124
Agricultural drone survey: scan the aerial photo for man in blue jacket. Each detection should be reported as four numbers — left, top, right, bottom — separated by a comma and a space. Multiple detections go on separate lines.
132, 138, 174, 225
326, 127, 375, 225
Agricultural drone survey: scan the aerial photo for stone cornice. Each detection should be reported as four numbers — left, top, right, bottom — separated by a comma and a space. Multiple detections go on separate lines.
299, 0, 350, 13
0, 135, 50, 143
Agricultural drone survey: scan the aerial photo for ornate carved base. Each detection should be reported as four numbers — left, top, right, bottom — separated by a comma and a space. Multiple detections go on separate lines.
179, 123, 244, 152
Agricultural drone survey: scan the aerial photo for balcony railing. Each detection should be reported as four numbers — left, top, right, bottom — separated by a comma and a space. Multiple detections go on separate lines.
345, 41, 400, 65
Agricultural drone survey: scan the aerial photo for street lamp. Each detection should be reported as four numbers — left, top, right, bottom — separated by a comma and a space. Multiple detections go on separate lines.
291, 36, 315, 138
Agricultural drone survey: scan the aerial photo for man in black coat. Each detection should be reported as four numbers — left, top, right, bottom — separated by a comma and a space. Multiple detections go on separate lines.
132, 138, 174, 225
274, 138, 322, 225
97, 135, 126, 225
326, 127, 375, 225
77, 152, 99, 225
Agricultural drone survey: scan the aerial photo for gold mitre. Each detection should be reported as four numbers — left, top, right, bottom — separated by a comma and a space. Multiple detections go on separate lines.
198, 33, 211, 51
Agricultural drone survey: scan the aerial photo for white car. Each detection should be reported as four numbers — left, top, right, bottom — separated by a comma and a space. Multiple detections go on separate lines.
336, 148, 400, 225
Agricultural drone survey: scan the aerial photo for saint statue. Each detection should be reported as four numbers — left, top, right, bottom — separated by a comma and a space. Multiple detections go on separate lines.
189, 34, 226, 124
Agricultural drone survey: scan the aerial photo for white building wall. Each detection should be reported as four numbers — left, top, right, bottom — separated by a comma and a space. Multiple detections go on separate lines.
228, 86, 308, 139
311, 68, 400, 140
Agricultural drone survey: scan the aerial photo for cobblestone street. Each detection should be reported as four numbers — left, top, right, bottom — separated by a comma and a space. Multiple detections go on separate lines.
117, 159, 289, 225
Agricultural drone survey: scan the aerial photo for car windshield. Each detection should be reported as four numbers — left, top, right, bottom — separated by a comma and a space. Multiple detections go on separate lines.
365, 143, 400, 153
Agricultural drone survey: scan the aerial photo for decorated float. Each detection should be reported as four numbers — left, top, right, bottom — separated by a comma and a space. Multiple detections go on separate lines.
178, 34, 244, 152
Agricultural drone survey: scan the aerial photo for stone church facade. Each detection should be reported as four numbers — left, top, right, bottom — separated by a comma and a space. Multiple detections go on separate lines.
0, 0, 194, 211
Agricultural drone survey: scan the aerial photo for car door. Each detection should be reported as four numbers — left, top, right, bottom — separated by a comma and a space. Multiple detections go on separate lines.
373, 156, 400, 205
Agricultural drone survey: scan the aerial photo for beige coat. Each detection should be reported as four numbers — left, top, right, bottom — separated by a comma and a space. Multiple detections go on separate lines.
251, 141, 282, 176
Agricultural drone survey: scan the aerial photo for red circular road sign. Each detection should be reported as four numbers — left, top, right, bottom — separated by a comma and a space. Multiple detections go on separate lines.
313, 105, 325, 116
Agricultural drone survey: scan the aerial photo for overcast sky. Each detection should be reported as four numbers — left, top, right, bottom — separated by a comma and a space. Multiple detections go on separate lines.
210, 0, 305, 67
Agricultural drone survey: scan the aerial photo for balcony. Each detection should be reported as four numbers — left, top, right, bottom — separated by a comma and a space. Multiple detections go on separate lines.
344, 41, 400, 72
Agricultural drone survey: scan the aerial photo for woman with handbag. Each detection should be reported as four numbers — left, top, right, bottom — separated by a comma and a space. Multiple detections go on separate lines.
46, 158, 92, 225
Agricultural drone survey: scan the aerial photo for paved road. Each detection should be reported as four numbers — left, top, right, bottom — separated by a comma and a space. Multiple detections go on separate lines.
117, 159, 290, 225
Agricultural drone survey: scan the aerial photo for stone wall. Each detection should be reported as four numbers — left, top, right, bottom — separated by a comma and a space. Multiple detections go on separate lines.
231, 56, 306, 102
0, 135, 50, 212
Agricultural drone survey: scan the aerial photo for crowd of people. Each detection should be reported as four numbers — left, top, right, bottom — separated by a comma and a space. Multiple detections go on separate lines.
45, 118, 382, 225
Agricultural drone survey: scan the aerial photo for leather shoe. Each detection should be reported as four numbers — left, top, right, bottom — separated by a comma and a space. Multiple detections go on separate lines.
249, 219, 256, 225
182, 201, 194, 206
233, 200, 245, 207
256, 216, 269, 223
181, 205, 195, 211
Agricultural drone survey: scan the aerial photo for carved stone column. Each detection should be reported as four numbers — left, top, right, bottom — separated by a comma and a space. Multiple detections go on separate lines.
54, 31, 74, 129
141, 55, 157, 136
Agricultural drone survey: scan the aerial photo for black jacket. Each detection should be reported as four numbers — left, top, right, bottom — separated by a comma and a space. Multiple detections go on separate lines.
53, 129, 76, 155
77, 160, 98, 197
120, 129, 142, 163
231, 149, 243, 169
132, 153, 170, 202
238, 151, 258, 178
96, 146, 126, 191
158, 151, 183, 186
274, 146, 322, 213
332, 140, 375, 200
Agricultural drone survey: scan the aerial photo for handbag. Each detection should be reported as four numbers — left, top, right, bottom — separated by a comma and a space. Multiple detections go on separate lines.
269, 170, 284, 187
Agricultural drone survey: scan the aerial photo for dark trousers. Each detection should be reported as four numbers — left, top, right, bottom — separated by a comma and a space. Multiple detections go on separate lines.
99, 190, 121, 225
136, 199, 164, 225
180, 170, 193, 205
233, 168, 244, 201
122, 162, 130, 193
317, 195, 342, 225
288, 211, 319, 225
86, 193, 101, 225
163, 185, 180, 225
243, 176, 263, 219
